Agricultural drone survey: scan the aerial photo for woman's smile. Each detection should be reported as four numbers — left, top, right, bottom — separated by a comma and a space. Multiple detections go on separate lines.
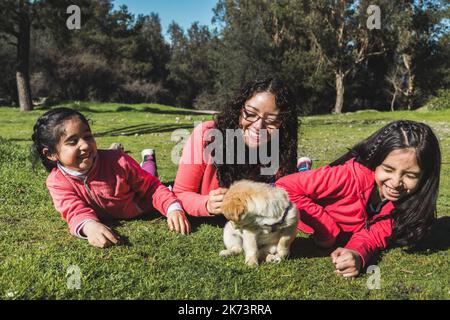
240, 92, 278, 148
245, 128, 260, 143
382, 183, 402, 199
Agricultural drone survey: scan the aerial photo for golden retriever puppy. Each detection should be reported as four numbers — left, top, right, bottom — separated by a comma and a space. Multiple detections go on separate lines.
220, 180, 298, 267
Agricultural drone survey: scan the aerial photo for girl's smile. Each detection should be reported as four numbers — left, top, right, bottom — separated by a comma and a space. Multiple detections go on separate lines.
46, 117, 97, 173
375, 148, 422, 201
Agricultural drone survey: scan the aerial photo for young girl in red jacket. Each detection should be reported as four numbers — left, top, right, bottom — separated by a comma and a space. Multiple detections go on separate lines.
31, 108, 191, 248
276, 120, 441, 277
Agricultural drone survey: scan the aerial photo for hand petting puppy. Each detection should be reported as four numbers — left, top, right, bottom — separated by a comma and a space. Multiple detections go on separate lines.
206, 188, 229, 215
331, 247, 362, 278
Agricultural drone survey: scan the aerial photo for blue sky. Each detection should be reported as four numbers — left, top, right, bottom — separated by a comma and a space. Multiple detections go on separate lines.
113, 0, 218, 36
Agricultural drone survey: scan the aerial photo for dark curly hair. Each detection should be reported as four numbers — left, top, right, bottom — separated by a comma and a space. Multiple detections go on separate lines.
31, 107, 91, 172
211, 76, 299, 187
330, 120, 441, 247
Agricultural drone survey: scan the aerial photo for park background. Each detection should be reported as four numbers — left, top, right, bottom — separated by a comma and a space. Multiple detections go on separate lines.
0, 0, 449, 299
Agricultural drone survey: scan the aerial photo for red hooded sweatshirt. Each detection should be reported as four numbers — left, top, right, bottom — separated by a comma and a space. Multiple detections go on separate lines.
46, 149, 180, 237
275, 158, 395, 267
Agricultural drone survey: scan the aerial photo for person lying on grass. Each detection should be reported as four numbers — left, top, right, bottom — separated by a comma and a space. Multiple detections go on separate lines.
31, 107, 190, 248
276, 120, 441, 277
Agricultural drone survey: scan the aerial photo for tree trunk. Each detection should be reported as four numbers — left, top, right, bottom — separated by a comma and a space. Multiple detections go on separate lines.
16, 13, 32, 112
406, 73, 415, 110
334, 71, 345, 114
402, 53, 415, 110
390, 89, 397, 112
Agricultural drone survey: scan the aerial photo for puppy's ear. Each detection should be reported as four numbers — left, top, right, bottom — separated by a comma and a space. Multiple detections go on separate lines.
222, 193, 246, 223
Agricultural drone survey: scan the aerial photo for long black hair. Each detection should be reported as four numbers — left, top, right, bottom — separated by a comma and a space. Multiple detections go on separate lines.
212, 76, 299, 187
31, 107, 91, 172
330, 120, 441, 247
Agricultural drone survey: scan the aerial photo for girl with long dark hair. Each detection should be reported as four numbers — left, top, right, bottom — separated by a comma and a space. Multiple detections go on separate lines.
276, 120, 441, 277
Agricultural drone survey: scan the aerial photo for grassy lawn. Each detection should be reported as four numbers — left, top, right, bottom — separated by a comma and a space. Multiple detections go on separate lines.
0, 102, 449, 299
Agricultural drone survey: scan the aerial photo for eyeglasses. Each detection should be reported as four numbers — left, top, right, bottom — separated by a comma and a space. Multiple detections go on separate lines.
241, 107, 281, 129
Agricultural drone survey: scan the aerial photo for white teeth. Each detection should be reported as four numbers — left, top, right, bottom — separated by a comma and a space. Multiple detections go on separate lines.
385, 184, 400, 195
247, 130, 259, 139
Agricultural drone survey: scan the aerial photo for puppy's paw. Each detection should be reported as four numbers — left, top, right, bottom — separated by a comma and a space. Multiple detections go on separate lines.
220, 246, 242, 258
266, 253, 282, 264
219, 249, 234, 257
245, 256, 259, 267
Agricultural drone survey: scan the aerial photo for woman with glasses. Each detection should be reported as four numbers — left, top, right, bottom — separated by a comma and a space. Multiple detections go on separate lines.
172, 76, 308, 223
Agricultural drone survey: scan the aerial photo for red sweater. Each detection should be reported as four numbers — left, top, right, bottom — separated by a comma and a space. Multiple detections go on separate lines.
276, 159, 395, 267
46, 150, 180, 236
173, 121, 220, 217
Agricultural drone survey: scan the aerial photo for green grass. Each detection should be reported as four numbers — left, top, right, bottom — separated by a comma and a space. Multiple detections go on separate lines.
0, 102, 449, 299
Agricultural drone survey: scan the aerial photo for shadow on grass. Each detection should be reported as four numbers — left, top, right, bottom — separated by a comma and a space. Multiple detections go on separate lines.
3, 138, 31, 142
32, 103, 217, 116
95, 123, 193, 137
188, 215, 228, 232
289, 237, 334, 259
34, 104, 105, 113
117, 106, 207, 116
404, 216, 450, 254
187, 216, 335, 260
184, 215, 335, 259
102, 212, 169, 247
141, 106, 217, 116
101, 219, 132, 247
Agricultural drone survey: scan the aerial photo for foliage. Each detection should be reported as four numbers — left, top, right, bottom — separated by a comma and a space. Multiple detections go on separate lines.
0, 0, 449, 113
423, 89, 450, 110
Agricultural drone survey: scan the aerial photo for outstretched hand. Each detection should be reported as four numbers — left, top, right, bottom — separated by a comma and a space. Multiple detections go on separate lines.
82, 221, 121, 248
167, 210, 191, 235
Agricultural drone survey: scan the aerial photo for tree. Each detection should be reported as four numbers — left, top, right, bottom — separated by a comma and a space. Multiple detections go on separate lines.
385, 0, 449, 110
0, 0, 88, 111
0, 37, 17, 106
301, 0, 388, 113
133, 13, 170, 82
275, 0, 334, 114
210, 0, 280, 106
167, 22, 215, 108
385, 60, 409, 111
0, 0, 36, 111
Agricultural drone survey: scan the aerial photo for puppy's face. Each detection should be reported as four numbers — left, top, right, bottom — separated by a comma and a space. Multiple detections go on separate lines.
222, 180, 288, 229
222, 183, 253, 224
